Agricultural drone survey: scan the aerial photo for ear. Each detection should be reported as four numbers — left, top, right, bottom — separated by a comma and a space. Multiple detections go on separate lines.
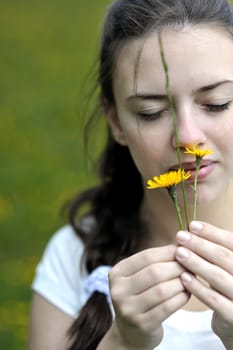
103, 100, 128, 146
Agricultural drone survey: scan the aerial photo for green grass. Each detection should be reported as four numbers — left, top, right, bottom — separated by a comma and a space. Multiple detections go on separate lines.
0, 1, 109, 348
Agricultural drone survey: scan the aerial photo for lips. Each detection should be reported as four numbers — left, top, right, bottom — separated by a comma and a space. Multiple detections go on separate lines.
170, 159, 213, 170
169, 160, 217, 181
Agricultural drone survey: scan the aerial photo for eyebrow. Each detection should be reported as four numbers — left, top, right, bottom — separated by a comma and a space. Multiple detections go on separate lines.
197, 80, 233, 93
127, 94, 166, 101
126, 80, 233, 101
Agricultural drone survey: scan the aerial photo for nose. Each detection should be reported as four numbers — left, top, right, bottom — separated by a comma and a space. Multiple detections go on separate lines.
171, 107, 206, 149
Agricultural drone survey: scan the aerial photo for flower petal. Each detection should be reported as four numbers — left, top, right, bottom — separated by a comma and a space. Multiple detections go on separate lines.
147, 169, 191, 190
184, 145, 213, 158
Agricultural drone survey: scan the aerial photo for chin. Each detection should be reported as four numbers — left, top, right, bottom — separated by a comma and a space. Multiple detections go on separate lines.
177, 182, 222, 206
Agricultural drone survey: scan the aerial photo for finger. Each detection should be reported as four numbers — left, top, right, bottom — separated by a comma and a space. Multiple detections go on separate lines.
176, 247, 233, 300
113, 291, 190, 345
180, 272, 233, 325
110, 245, 176, 277
189, 221, 233, 251
124, 261, 186, 294
141, 291, 190, 331
176, 230, 233, 275
132, 278, 187, 313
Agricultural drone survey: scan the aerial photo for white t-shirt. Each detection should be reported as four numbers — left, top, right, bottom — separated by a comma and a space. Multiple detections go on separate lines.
32, 225, 225, 350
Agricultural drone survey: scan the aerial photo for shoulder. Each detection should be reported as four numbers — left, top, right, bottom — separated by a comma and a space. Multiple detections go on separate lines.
32, 224, 88, 317
42, 224, 84, 262
37, 224, 85, 280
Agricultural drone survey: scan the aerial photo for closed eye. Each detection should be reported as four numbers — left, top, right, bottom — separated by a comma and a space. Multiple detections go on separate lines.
205, 101, 231, 112
137, 109, 168, 121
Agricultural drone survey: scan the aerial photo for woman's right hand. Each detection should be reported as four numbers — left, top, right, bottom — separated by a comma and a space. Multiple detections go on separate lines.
108, 245, 190, 350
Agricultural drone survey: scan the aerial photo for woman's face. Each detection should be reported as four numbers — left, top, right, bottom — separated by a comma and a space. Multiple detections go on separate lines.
109, 25, 233, 204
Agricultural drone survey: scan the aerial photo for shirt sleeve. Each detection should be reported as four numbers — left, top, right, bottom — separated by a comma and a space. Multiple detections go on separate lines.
31, 225, 87, 317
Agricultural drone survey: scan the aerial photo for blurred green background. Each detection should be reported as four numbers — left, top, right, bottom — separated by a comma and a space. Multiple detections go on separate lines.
0, 0, 109, 348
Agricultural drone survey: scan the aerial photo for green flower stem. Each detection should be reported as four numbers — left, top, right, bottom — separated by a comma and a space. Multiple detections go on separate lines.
193, 157, 201, 220
158, 33, 189, 229
168, 186, 183, 230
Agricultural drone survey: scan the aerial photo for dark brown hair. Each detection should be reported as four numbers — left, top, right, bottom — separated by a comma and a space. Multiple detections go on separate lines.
67, 1, 233, 349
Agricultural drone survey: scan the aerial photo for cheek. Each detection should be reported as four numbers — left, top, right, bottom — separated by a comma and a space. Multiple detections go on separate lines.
214, 119, 233, 154
123, 126, 169, 179
209, 119, 233, 179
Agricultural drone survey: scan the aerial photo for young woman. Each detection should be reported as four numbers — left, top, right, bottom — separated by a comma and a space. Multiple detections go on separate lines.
28, 0, 233, 349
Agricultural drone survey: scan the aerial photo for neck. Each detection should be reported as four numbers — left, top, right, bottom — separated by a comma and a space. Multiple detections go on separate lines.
141, 182, 233, 248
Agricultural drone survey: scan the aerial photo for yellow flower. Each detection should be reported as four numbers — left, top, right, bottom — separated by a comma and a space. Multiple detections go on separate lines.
147, 169, 191, 189
184, 146, 213, 220
184, 146, 213, 158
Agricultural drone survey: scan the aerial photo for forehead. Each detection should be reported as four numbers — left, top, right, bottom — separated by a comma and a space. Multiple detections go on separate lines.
113, 25, 233, 97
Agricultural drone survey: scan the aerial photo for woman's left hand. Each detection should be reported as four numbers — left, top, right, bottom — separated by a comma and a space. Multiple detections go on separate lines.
175, 221, 233, 348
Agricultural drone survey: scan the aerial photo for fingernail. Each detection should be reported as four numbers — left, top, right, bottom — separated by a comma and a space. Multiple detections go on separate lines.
176, 247, 190, 259
176, 231, 191, 242
181, 272, 193, 284
190, 221, 203, 233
